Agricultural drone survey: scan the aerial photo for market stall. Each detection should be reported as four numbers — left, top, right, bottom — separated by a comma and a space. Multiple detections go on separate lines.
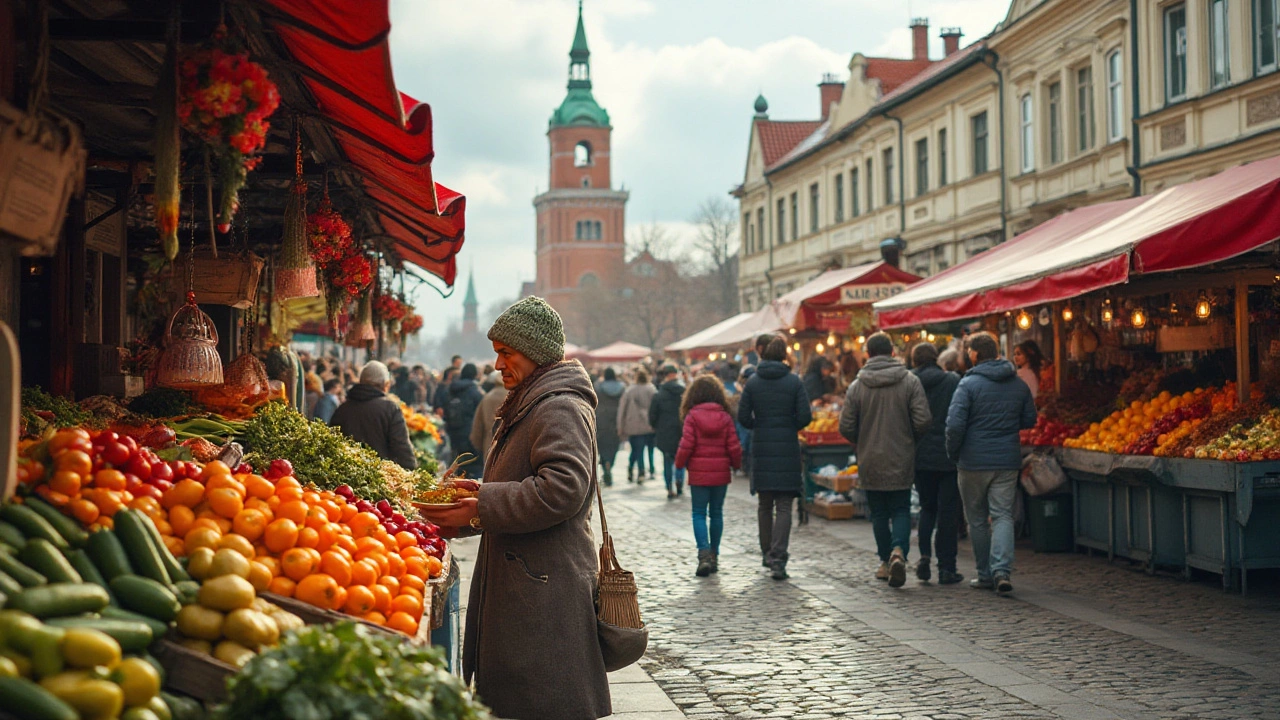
874, 156, 1280, 592
584, 341, 653, 364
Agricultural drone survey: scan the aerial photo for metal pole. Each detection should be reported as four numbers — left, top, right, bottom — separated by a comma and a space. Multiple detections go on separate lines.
1052, 303, 1063, 394
1235, 279, 1249, 405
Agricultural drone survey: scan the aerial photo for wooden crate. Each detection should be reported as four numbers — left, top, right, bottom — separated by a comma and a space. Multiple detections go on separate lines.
152, 638, 237, 703
811, 472, 857, 493
806, 500, 856, 520
259, 591, 434, 645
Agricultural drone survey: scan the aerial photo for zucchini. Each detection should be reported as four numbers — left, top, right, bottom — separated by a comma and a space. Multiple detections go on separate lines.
0, 676, 79, 720
0, 551, 47, 588
0, 521, 26, 550
0, 505, 66, 549
17, 540, 81, 585
112, 511, 171, 586
63, 550, 115, 605
20, 499, 87, 549
44, 618, 154, 652
6, 584, 111, 619
135, 512, 190, 583
160, 691, 204, 720
173, 580, 199, 605
0, 569, 24, 596
86, 530, 133, 582
109, 575, 180, 623
100, 607, 169, 640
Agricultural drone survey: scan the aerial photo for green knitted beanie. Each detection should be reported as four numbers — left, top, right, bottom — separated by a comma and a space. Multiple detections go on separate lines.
486, 296, 566, 367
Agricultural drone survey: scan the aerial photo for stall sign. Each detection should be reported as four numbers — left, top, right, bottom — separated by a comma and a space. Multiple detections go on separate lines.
816, 311, 851, 331
840, 283, 908, 304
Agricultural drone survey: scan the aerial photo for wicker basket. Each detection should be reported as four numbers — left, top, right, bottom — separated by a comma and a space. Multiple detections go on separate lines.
167, 249, 263, 309
274, 266, 319, 300
154, 293, 223, 389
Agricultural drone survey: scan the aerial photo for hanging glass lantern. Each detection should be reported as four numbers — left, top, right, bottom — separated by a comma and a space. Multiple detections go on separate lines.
1195, 292, 1212, 319
155, 291, 223, 388
1015, 309, 1033, 330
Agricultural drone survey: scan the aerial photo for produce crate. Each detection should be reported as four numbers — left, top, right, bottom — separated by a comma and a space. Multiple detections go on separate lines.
152, 638, 237, 703
259, 590, 434, 645
800, 431, 848, 446
805, 499, 857, 520
426, 544, 454, 632
811, 472, 857, 493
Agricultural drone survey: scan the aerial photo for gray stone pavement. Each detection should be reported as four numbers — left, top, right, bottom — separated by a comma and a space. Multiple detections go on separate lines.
453, 466, 1280, 719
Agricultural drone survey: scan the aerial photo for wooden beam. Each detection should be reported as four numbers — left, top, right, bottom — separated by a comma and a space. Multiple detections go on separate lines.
47, 19, 217, 43
1235, 279, 1249, 405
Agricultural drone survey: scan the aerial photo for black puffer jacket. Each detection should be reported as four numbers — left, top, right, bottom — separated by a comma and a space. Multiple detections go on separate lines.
330, 384, 418, 470
648, 380, 686, 455
737, 361, 812, 493
912, 362, 960, 472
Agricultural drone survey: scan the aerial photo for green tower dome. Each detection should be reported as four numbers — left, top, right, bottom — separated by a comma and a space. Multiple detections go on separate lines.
550, 1, 611, 128
754, 93, 769, 116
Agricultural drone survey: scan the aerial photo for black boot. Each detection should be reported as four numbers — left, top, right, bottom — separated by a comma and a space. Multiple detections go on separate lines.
709, 552, 719, 574
696, 549, 714, 577
770, 561, 788, 580
601, 462, 613, 487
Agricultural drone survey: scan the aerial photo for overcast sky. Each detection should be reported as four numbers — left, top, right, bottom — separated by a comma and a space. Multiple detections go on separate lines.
387, 0, 1009, 343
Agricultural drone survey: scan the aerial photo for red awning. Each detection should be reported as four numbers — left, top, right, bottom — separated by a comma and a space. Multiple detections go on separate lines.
260, 0, 465, 285
773, 262, 922, 330
876, 155, 1280, 328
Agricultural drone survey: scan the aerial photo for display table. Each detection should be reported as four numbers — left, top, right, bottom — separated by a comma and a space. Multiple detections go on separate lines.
799, 440, 857, 519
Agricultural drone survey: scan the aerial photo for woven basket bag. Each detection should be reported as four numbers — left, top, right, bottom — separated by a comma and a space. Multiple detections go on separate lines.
593, 476, 648, 670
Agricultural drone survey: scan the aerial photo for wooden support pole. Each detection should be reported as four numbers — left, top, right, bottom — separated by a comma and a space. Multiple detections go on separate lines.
1053, 303, 1063, 393
1235, 279, 1249, 405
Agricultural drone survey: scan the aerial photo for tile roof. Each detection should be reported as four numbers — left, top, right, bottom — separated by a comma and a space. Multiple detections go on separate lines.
878, 42, 987, 104
864, 57, 935, 94
770, 117, 832, 171
756, 119, 825, 167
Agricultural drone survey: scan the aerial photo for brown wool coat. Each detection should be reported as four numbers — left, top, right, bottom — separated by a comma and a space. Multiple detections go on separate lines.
464, 360, 611, 720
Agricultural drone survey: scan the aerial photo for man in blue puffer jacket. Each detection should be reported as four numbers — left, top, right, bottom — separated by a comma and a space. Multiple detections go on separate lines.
945, 331, 1037, 596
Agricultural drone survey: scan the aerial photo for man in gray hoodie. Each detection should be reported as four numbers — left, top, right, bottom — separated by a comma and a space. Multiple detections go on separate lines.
839, 332, 932, 587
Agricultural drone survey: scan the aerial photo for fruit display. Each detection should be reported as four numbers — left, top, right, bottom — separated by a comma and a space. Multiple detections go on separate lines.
802, 407, 839, 434
402, 403, 443, 474
1020, 416, 1086, 447
1063, 386, 1234, 453
1189, 407, 1280, 461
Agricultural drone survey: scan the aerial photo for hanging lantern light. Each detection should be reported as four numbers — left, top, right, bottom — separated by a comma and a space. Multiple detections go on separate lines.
826, 333, 837, 346
1195, 292, 1212, 319
1062, 305, 1074, 322
1016, 309, 1033, 330
1101, 298, 1114, 324
856, 335, 866, 344
788, 327, 797, 335
155, 292, 224, 388
792, 342, 801, 351
1131, 307, 1147, 328
926, 333, 936, 342
815, 343, 825, 353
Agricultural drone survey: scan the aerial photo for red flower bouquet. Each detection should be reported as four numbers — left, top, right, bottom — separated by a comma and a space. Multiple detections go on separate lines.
374, 294, 409, 323
401, 313, 424, 336
327, 254, 373, 299
307, 199, 354, 266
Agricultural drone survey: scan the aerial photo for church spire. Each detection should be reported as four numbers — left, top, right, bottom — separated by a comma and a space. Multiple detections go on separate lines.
568, 1, 591, 89
462, 266, 478, 334
550, 1, 609, 128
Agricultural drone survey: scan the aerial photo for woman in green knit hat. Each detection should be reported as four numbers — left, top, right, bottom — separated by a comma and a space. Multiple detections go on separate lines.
421, 296, 613, 719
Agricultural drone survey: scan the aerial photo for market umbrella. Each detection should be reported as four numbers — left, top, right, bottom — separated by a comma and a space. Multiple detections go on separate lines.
585, 341, 653, 363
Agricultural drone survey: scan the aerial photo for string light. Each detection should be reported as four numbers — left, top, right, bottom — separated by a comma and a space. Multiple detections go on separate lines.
1195, 292, 1212, 319
826, 333, 837, 346
792, 342, 801, 351
856, 335, 866, 344
1016, 309, 1033, 330
1062, 306, 1074, 322
788, 327, 797, 335
1130, 307, 1147, 328
1101, 298, 1114, 324
815, 343, 825, 353
926, 333, 936, 342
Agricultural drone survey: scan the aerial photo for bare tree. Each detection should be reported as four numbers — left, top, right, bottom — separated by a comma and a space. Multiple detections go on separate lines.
626, 221, 679, 261
691, 197, 740, 316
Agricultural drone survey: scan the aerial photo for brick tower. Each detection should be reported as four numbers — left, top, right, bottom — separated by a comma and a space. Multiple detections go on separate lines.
533, 0, 628, 345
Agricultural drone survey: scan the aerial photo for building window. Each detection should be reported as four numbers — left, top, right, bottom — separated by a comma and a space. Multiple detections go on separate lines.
850, 169, 860, 217
744, 213, 752, 254
1019, 94, 1034, 173
573, 141, 592, 167
578, 272, 599, 288
1256, 0, 1277, 73
938, 128, 948, 187
865, 159, 874, 211
834, 174, 844, 223
790, 192, 798, 241
1210, 0, 1230, 87
758, 208, 766, 248
809, 183, 820, 234
1048, 82, 1063, 164
882, 148, 895, 205
971, 111, 989, 175
1165, 4, 1187, 102
776, 198, 786, 245
573, 220, 602, 240
1106, 50, 1124, 141
915, 138, 929, 197
1076, 66, 1095, 153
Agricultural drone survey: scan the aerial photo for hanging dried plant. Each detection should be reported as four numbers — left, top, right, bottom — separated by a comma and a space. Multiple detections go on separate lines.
153, 26, 181, 261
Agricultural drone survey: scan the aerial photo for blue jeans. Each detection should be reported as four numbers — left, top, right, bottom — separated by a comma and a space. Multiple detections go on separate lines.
628, 435, 654, 475
661, 452, 686, 493
865, 489, 913, 563
958, 469, 1018, 580
690, 485, 727, 552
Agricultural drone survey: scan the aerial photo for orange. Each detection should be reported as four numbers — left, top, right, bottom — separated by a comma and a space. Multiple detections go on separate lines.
49, 470, 82, 496
332, 586, 348, 613
376, 575, 401, 595
257, 556, 281, 577
359, 551, 390, 577
299, 490, 319, 506
399, 586, 424, 604
362, 611, 386, 626
333, 535, 358, 556
247, 561, 273, 592
128, 495, 162, 515
315, 523, 340, 552
393, 531, 418, 550
244, 474, 275, 500
355, 537, 384, 556
281, 547, 316, 582
210, 516, 233, 534
391, 594, 422, 618
207, 488, 244, 519
320, 500, 342, 523
218, 533, 256, 559
68, 498, 100, 525
244, 497, 274, 519
83, 489, 125, 517
54, 450, 93, 476
162, 536, 184, 557
232, 509, 267, 542
344, 585, 376, 615
424, 555, 444, 578
205, 475, 246, 497
295, 573, 340, 609
386, 611, 418, 636
267, 576, 296, 597
93, 469, 127, 491
189, 517, 224, 534
200, 460, 231, 480
386, 552, 406, 579
276, 486, 305, 503
350, 559, 379, 587
273, 475, 301, 492
153, 518, 174, 536
349, 512, 381, 538
296, 527, 320, 549
400, 545, 425, 560
93, 516, 114, 530
276, 500, 309, 525
304, 505, 330, 530
162, 479, 205, 510
185, 526, 222, 553
371, 584, 393, 613
319, 551, 353, 586
302, 547, 323, 568
403, 556, 429, 580
263, 518, 300, 553
340, 504, 358, 523
267, 495, 282, 512
399, 574, 425, 593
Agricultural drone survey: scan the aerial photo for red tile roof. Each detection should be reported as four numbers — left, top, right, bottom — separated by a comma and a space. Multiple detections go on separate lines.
864, 57, 935, 94
756, 120, 824, 167
879, 42, 987, 104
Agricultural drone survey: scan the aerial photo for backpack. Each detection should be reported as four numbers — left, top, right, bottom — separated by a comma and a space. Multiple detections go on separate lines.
445, 392, 469, 434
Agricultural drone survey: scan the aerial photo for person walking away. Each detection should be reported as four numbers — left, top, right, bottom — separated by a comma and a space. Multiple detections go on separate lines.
738, 336, 812, 580
312, 378, 343, 424
838, 332, 931, 587
418, 296, 612, 720
594, 368, 626, 486
444, 363, 485, 465
734, 365, 756, 477
432, 366, 457, 416
649, 365, 687, 499
946, 331, 1037, 596
468, 371, 508, 475
1013, 340, 1044, 399
910, 343, 963, 585
330, 361, 418, 469
675, 376, 742, 577
617, 368, 657, 484
392, 365, 415, 404
303, 372, 323, 419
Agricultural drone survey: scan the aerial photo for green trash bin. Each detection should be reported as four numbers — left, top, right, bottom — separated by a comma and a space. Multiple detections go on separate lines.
1029, 492, 1074, 553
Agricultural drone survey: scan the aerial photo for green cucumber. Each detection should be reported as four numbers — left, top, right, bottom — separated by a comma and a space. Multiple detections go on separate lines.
100, 607, 169, 639
112, 511, 171, 586
0, 521, 26, 550
0, 551, 46, 588
16, 540, 81, 585
6, 584, 111, 619
0, 569, 23, 596
63, 550, 115, 605
135, 512, 190, 583
173, 580, 199, 606
160, 691, 204, 720
44, 617, 154, 652
20, 499, 87, 549
86, 530, 133, 582
0, 505, 66, 549
108, 575, 180, 623
0, 676, 79, 720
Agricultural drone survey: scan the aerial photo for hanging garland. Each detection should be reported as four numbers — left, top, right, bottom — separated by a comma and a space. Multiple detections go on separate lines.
307, 190, 371, 337
401, 313, 424, 336
178, 27, 280, 232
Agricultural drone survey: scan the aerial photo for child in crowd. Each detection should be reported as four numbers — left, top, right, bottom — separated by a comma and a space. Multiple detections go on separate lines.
675, 375, 743, 577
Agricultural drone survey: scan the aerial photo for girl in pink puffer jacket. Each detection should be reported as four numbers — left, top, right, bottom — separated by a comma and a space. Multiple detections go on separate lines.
675, 375, 743, 577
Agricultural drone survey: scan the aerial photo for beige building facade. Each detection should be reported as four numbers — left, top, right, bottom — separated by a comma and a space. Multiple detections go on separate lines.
736, 0, 1280, 312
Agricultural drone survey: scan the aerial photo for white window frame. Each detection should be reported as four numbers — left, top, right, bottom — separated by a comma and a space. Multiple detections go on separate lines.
1076, 65, 1095, 153
1019, 94, 1035, 173
1106, 50, 1124, 141
834, 173, 844, 223
1256, 0, 1278, 74
1048, 81, 1063, 165
1210, 0, 1230, 88
915, 137, 929, 197
1165, 4, 1188, 103
971, 112, 989, 176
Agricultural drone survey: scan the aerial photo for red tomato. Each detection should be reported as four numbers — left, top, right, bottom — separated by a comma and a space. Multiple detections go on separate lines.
150, 462, 174, 483
121, 436, 139, 454
133, 484, 163, 501
167, 461, 185, 479
94, 431, 119, 444
151, 479, 173, 493
101, 442, 131, 467
124, 473, 143, 492
125, 455, 151, 479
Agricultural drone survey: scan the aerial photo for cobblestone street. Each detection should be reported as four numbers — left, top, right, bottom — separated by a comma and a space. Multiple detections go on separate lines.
597, 474, 1280, 720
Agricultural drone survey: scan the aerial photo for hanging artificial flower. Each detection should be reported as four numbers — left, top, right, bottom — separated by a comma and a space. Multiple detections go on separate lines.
401, 313, 424, 336
306, 197, 354, 266
178, 27, 280, 232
